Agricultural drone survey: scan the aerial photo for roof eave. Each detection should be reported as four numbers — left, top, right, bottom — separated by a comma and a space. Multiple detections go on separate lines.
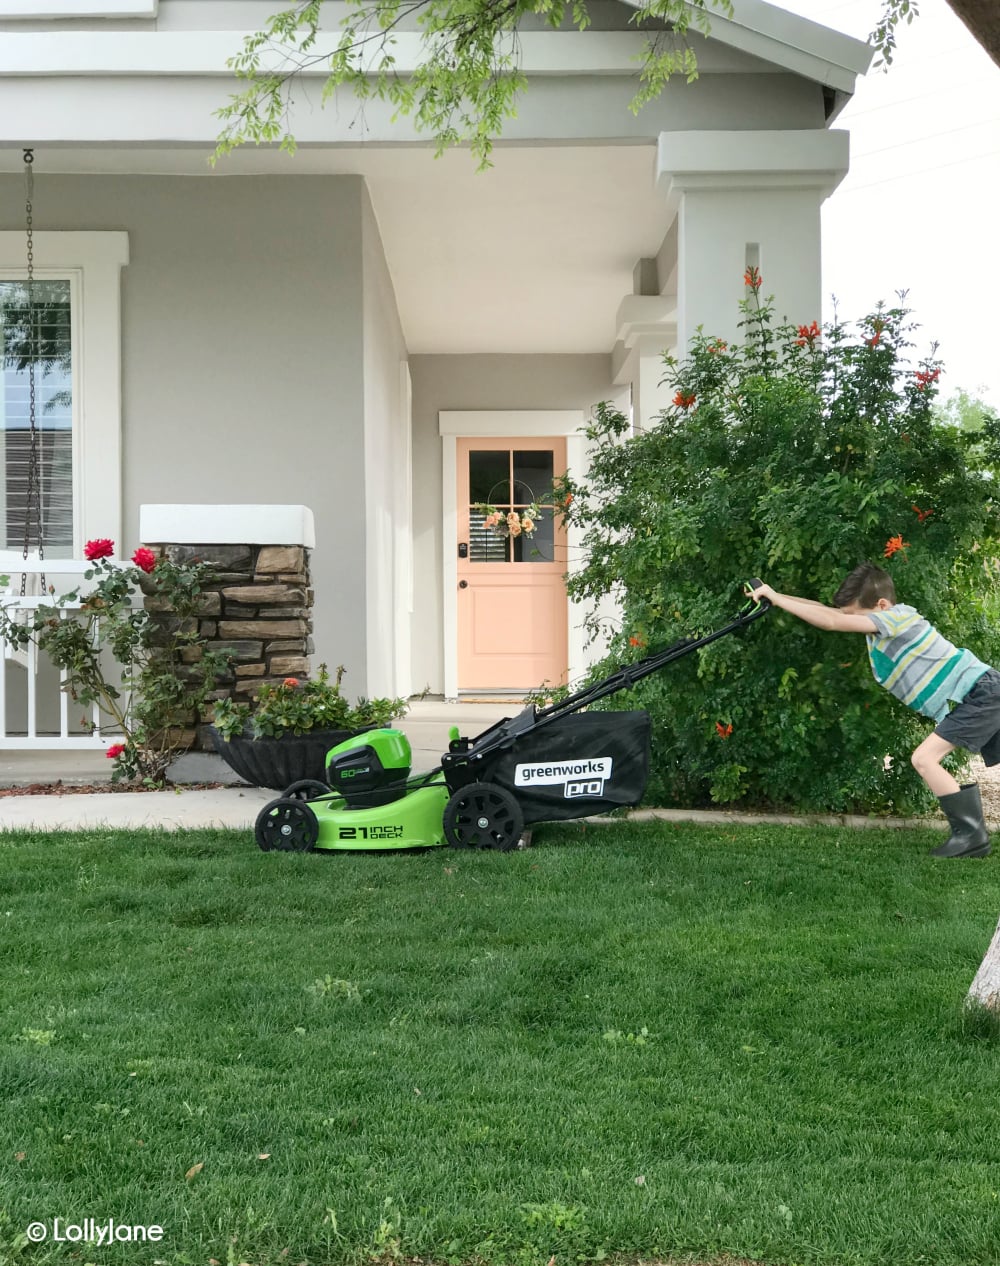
619, 0, 874, 95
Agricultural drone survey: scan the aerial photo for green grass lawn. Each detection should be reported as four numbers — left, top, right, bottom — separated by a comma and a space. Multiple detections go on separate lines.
1, 820, 999, 1266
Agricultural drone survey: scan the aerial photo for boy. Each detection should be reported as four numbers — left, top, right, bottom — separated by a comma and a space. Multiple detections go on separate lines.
751, 563, 1000, 859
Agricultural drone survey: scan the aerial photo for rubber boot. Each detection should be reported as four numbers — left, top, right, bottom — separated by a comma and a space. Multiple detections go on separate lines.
931, 783, 991, 858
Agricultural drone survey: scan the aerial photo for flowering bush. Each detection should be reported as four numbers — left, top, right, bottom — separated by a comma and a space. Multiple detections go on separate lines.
558, 283, 1000, 813
0, 542, 229, 785
210, 662, 407, 741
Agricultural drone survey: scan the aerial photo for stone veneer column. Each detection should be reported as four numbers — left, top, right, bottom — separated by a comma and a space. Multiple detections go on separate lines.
138, 504, 316, 752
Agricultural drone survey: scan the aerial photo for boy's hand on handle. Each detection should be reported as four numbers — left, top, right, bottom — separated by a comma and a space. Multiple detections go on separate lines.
747, 579, 774, 607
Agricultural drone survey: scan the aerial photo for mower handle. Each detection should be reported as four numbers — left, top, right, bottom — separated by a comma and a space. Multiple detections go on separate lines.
742, 578, 771, 615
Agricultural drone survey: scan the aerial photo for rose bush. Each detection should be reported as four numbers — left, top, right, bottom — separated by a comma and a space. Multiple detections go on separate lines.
558, 282, 1000, 813
0, 542, 230, 785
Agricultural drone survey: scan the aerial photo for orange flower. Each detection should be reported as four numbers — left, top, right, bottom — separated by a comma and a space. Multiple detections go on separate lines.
884, 534, 909, 559
866, 319, 885, 349
708, 339, 728, 354
795, 320, 820, 347
629, 635, 647, 649
673, 391, 696, 410
283, 677, 300, 688
743, 266, 762, 289
914, 367, 941, 391
715, 722, 733, 739
912, 505, 933, 523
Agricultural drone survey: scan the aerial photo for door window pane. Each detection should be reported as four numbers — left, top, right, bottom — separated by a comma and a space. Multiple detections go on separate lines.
469, 509, 509, 563
512, 449, 553, 505
0, 279, 73, 556
469, 450, 509, 505
513, 513, 555, 563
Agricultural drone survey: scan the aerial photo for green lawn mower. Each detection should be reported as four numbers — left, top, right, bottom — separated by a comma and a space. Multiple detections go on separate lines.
254, 583, 770, 854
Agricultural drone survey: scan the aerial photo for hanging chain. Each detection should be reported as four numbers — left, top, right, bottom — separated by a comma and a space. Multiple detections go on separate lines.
20, 147, 44, 597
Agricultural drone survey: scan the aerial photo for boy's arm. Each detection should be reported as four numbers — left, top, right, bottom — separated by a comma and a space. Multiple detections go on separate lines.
750, 584, 878, 634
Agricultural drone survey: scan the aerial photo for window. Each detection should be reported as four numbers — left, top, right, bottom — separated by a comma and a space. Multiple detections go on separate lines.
0, 232, 128, 564
0, 278, 73, 556
467, 447, 557, 563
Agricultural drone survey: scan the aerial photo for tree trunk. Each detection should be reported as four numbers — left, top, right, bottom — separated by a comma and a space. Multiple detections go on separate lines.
967, 913, 1000, 1011
945, 0, 1000, 68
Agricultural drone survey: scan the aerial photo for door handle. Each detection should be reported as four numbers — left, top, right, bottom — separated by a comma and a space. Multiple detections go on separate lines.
459, 580, 468, 589
458, 542, 469, 559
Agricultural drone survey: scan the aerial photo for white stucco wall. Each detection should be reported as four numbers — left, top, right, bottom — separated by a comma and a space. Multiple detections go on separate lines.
0, 172, 370, 682
361, 182, 410, 700
408, 355, 630, 695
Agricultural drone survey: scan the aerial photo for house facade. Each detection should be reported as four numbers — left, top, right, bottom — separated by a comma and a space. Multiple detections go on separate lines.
0, 0, 871, 717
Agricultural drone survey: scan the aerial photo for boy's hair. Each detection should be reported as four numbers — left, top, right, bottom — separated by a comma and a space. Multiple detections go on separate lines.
834, 562, 896, 609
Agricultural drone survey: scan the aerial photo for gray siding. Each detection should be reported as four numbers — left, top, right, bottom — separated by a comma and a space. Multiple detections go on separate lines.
0, 172, 370, 679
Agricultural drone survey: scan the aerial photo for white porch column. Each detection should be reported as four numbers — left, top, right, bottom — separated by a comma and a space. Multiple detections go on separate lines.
612, 296, 678, 432
657, 130, 850, 349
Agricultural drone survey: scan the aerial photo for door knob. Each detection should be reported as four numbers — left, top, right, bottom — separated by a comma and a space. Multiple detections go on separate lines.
459, 580, 468, 589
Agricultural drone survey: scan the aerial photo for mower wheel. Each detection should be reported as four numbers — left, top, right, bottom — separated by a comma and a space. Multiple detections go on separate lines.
282, 779, 331, 802
255, 798, 319, 852
443, 781, 525, 852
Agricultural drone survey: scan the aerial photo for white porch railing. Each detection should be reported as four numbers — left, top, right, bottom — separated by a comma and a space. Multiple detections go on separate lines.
0, 554, 130, 750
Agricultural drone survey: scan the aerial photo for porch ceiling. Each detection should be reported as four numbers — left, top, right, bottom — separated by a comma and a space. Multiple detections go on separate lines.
0, 142, 669, 355
355, 144, 670, 355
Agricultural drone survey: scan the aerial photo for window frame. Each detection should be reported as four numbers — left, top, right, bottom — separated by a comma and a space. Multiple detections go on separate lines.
0, 231, 128, 561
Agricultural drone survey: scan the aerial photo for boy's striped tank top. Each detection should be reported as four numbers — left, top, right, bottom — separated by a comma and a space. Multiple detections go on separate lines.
865, 604, 988, 722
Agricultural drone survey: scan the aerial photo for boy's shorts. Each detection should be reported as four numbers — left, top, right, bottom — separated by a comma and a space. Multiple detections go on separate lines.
935, 668, 1000, 766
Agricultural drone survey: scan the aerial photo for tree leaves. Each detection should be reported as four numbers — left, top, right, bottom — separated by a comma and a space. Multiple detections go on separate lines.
214, 0, 734, 167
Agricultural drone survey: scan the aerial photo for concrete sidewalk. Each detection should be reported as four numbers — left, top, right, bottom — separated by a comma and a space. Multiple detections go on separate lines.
0, 700, 515, 832
0, 699, 960, 835
0, 785, 277, 831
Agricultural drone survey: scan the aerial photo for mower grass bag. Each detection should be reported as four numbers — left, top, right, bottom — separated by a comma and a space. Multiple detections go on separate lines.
451, 709, 651, 824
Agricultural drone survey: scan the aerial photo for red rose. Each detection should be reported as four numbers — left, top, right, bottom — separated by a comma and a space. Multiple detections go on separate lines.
131, 547, 157, 574
283, 677, 300, 688
84, 538, 114, 561
106, 743, 126, 760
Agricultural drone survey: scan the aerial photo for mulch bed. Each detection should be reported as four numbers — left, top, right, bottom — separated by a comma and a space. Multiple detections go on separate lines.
0, 781, 229, 797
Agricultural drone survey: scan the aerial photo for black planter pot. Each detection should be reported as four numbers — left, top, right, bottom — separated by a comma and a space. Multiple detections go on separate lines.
209, 725, 375, 791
